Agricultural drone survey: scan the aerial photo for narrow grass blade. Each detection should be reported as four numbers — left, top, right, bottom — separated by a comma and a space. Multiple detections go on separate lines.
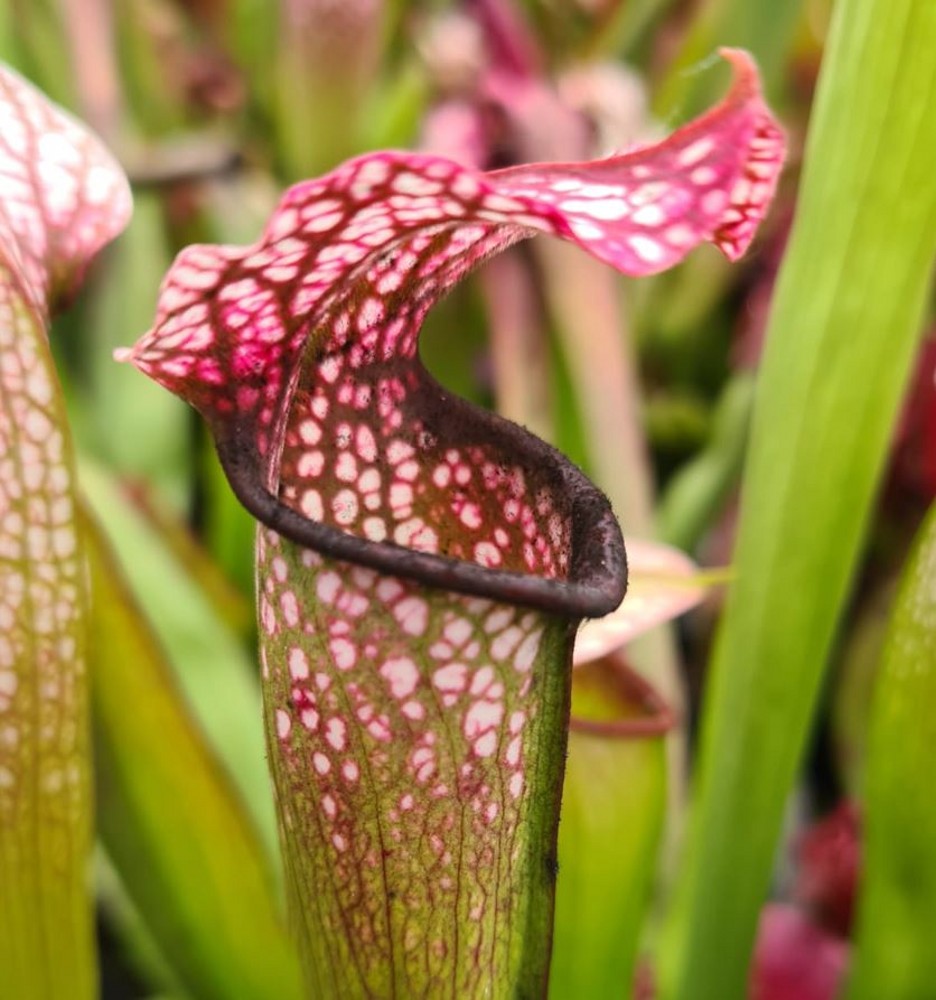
657, 372, 755, 552
84, 507, 302, 1000
659, 2, 936, 998
848, 502, 936, 999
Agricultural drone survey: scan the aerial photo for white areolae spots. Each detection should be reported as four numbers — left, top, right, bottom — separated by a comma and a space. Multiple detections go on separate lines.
289, 647, 310, 680
380, 657, 420, 700
393, 596, 429, 637
325, 717, 347, 752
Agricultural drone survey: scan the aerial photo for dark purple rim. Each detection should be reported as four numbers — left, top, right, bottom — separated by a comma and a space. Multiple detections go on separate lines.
212, 382, 627, 619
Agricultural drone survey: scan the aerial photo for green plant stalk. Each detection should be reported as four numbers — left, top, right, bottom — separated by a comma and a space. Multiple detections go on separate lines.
550, 658, 666, 999
272, 0, 384, 180
659, 2, 936, 997
848, 501, 936, 999
110, 0, 189, 136
85, 508, 302, 1000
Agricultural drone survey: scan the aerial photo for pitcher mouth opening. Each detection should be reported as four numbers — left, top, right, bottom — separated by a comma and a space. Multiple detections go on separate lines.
214, 382, 627, 619
570, 651, 674, 740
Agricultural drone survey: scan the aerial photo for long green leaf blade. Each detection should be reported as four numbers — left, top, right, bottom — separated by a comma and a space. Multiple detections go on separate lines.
659, 2, 936, 997
848, 502, 936, 999
84, 508, 302, 1000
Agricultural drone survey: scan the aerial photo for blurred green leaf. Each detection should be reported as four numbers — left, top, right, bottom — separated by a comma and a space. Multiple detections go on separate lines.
654, 0, 803, 117
80, 461, 278, 860
0, 0, 73, 107
658, 373, 755, 552
659, 1, 936, 997
122, 476, 253, 639
270, 0, 386, 179
82, 193, 191, 508
848, 501, 936, 999
359, 58, 430, 150
586, 0, 678, 60
85, 506, 302, 1000
95, 848, 183, 998
551, 657, 667, 999
830, 574, 897, 793
111, 0, 192, 135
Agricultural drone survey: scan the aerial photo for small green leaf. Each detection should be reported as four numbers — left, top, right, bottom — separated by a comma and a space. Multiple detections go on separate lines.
848, 501, 936, 999
84, 507, 302, 1000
